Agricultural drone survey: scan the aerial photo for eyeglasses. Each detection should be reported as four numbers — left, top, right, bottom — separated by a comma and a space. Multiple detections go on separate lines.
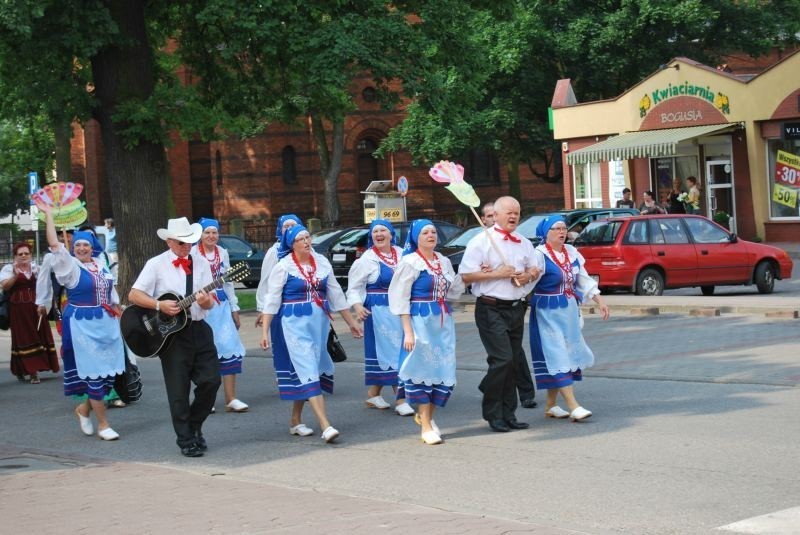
549, 226, 568, 232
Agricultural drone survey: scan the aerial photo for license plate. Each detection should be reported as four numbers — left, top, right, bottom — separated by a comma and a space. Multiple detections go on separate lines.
332, 254, 346, 263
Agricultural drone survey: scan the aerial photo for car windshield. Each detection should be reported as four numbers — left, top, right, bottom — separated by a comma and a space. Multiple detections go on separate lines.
574, 221, 622, 245
311, 229, 341, 245
220, 236, 253, 255
337, 228, 369, 247
444, 226, 482, 247
517, 214, 554, 240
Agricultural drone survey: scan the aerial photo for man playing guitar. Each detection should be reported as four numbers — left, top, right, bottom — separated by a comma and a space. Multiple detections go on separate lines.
128, 217, 220, 457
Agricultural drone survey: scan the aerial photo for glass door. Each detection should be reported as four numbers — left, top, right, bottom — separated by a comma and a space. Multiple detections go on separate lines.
705, 160, 735, 232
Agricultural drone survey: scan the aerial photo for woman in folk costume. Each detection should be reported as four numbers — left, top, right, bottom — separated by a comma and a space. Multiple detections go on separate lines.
0, 242, 59, 383
346, 219, 414, 416
191, 218, 248, 413
259, 224, 363, 443
38, 201, 125, 440
528, 216, 609, 422
256, 214, 302, 319
388, 219, 464, 445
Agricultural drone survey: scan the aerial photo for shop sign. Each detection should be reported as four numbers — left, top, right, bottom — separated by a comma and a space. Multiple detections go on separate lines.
639, 82, 730, 118
773, 183, 798, 209
782, 122, 800, 140
775, 150, 800, 186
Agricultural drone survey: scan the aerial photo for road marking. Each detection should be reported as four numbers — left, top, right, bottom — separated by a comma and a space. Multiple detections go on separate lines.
716, 506, 800, 534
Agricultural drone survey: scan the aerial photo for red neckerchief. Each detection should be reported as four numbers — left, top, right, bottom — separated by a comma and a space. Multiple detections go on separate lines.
172, 256, 192, 274
372, 246, 397, 268
415, 249, 449, 325
494, 226, 521, 243
291, 252, 331, 318
199, 242, 222, 277
545, 243, 576, 299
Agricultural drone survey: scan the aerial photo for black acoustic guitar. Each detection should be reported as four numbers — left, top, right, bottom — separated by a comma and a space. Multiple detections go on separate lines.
120, 262, 250, 357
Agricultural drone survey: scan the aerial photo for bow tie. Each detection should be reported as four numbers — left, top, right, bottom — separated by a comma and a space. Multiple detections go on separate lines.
172, 256, 192, 274
494, 227, 521, 243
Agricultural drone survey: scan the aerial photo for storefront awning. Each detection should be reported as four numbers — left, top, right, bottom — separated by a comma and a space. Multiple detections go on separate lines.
566, 124, 736, 165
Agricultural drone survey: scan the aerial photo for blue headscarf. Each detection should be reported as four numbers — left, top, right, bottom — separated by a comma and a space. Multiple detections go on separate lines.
276, 214, 303, 239
402, 219, 435, 256
198, 217, 220, 231
71, 230, 104, 258
366, 219, 398, 248
535, 215, 567, 239
278, 224, 309, 259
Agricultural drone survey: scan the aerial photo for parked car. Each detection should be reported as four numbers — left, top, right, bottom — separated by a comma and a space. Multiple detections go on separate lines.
517, 208, 641, 245
328, 220, 463, 288
311, 227, 353, 256
439, 225, 482, 273
218, 234, 265, 288
574, 214, 793, 296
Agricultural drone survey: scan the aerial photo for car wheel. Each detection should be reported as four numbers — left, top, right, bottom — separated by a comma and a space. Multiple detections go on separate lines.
243, 281, 258, 288
700, 286, 715, 296
754, 261, 775, 294
635, 268, 664, 296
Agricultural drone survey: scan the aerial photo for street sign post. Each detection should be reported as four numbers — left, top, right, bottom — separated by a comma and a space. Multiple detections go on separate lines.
28, 172, 38, 205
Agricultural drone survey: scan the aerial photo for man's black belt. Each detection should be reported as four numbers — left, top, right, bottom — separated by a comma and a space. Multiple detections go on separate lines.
477, 296, 527, 308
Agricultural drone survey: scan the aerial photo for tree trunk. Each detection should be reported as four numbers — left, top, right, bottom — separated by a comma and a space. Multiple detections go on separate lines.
53, 121, 72, 181
311, 115, 344, 227
507, 160, 521, 201
90, 0, 169, 297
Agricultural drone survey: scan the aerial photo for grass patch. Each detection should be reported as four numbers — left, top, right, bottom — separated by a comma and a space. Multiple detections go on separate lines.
235, 291, 257, 311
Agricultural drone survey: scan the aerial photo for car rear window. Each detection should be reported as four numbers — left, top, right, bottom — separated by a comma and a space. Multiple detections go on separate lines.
575, 221, 622, 245
337, 229, 369, 247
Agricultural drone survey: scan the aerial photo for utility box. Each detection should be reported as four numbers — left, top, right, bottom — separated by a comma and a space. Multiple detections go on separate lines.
362, 180, 406, 224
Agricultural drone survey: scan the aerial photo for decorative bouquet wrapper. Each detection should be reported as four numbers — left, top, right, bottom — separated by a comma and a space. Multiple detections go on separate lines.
31, 181, 87, 228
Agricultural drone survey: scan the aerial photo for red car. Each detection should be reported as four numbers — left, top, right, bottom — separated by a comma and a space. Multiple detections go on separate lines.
575, 214, 794, 296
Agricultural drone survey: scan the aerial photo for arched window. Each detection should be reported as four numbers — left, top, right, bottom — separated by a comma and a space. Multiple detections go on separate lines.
282, 145, 297, 184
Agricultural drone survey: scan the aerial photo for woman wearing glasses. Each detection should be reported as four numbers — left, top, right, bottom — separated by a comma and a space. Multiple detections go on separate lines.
528, 216, 609, 422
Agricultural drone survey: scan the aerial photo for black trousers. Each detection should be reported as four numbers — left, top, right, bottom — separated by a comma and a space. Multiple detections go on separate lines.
159, 320, 221, 448
516, 348, 536, 402
476, 299, 529, 422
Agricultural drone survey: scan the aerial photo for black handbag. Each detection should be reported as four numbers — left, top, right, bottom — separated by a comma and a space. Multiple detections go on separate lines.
0, 290, 10, 331
113, 346, 143, 403
327, 325, 347, 363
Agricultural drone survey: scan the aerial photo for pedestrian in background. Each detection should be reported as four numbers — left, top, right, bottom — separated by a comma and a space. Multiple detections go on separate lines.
639, 190, 666, 215
529, 216, 609, 422
255, 214, 302, 325
668, 178, 687, 214
388, 219, 464, 445
616, 188, 635, 208
346, 219, 414, 416
192, 217, 249, 413
1, 242, 59, 383
685, 176, 701, 214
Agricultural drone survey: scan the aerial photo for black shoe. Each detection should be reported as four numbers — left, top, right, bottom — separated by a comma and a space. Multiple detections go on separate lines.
195, 435, 208, 452
488, 419, 511, 433
180, 443, 204, 457
505, 419, 530, 430
520, 398, 538, 409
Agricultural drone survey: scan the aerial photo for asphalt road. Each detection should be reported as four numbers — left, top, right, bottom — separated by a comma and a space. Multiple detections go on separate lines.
1, 306, 799, 533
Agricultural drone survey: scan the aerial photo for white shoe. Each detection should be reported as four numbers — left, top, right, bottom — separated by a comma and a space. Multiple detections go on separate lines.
322, 426, 339, 443
289, 423, 314, 437
98, 427, 120, 441
414, 413, 442, 436
394, 402, 415, 416
225, 399, 249, 412
365, 395, 391, 409
421, 430, 442, 445
570, 406, 592, 421
545, 406, 570, 419
75, 407, 94, 436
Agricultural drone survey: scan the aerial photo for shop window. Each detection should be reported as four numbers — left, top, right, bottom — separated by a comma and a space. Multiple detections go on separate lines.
767, 139, 800, 219
651, 156, 698, 209
461, 148, 500, 185
572, 162, 602, 208
282, 145, 297, 184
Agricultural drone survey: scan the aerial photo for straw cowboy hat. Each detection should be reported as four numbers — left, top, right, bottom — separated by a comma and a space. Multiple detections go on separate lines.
157, 217, 203, 244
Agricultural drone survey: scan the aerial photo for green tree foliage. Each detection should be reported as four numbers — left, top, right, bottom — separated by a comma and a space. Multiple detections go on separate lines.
0, 115, 54, 217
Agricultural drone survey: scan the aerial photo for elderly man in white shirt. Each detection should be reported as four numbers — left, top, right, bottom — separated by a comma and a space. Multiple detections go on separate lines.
129, 217, 220, 457
459, 196, 540, 433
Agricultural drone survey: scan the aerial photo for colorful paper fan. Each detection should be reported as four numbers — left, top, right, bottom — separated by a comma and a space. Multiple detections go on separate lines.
428, 160, 480, 207
32, 181, 87, 228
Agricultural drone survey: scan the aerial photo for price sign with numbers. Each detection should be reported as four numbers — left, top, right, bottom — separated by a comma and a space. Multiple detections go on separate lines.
775, 150, 800, 186
773, 183, 798, 209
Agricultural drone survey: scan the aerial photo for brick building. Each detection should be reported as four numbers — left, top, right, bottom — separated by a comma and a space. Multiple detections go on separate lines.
70, 73, 563, 248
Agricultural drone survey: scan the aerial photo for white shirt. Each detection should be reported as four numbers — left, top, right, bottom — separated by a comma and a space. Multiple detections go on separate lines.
531, 244, 601, 301
190, 244, 239, 312
49, 244, 121, 305
345, 245, 403, 307
255, 242, 280, 312
388, 252, 464, 316
261, 252, 348, 315
132, 250, 214, 321
35, 253, 55, 309
459, 226, 536, 300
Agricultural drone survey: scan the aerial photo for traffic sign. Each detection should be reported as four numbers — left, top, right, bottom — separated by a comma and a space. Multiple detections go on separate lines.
397, 175, 409, 197
28, 172, 38, 205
